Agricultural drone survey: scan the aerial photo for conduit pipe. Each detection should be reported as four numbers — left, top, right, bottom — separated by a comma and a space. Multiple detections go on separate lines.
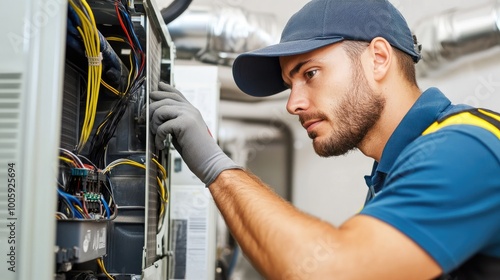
166, 5, 279, 66
414, 1, 500, 76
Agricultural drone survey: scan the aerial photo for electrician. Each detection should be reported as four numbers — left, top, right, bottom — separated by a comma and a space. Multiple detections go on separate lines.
150, 0, 500, 279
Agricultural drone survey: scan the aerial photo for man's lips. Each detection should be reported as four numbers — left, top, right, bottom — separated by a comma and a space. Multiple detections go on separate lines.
302, 119, 323, 134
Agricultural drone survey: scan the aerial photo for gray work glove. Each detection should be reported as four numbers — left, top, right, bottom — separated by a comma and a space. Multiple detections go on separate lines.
149, 82, 242, 186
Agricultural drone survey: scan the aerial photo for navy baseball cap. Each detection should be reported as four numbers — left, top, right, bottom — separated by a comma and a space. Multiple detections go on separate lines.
232, 0, 421, 97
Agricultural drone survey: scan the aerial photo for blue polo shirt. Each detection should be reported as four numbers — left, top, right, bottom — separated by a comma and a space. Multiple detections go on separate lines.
360, 87, 500, 273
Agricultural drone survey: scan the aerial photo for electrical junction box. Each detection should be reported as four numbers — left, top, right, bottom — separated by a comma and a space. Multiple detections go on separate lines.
55, 221, 107, 264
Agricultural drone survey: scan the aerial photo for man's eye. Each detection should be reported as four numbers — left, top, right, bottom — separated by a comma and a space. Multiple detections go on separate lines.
305, 70, 317, 79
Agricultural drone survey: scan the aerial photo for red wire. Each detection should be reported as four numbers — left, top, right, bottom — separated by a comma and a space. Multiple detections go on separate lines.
115, 1, 146, 78
82, 197, 90, 218
115, 2, 135, 53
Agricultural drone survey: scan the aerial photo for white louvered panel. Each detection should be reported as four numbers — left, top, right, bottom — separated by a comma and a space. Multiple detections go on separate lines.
0, 74, 22, 152
0, 74, 22, 215
0, 73, 21, 277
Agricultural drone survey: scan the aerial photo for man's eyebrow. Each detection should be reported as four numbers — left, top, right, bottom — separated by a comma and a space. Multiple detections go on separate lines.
288, 59, 312, 79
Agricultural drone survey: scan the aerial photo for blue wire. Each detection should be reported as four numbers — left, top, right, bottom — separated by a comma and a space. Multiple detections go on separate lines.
63, 191, 83, 208
57, 189, 83, 219
118, 6, 143, 52
100, 196, 111, 219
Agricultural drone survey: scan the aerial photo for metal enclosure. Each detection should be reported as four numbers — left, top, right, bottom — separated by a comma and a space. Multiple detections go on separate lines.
0, 0, 185, 279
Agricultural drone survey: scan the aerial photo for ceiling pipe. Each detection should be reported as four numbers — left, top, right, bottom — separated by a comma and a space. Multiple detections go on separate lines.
414, 1, 500, 77
166, 4, 279, 66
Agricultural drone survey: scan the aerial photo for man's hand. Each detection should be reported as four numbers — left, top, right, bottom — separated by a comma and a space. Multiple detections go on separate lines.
149, 82, 241, 185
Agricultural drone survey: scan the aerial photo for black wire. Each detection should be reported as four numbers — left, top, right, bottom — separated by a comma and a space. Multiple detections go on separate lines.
161, 0, 193, 24
59, 197, 75, 219
88, 77, 145, 168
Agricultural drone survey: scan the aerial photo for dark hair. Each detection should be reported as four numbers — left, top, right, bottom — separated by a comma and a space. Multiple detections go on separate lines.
341, 40, 418, 87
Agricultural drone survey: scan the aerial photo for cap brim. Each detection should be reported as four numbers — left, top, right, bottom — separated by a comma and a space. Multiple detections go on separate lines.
232, 37, 344, 97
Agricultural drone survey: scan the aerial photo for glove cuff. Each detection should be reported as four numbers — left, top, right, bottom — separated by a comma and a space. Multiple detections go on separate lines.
202, 153, 244, 186
204, 165, 244, 187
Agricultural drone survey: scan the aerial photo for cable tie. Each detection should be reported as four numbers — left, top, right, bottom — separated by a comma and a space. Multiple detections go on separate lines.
86, 52, 103, 66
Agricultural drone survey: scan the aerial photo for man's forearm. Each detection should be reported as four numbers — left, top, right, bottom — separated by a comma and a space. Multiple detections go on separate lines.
209, 169, 341, 279
208, 169, 442, 280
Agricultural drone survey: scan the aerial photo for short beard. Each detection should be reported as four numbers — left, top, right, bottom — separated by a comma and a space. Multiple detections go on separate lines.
312, 66, 385, 157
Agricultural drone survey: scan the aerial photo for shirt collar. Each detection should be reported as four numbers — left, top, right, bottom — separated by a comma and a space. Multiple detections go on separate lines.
376, 87, 452, 174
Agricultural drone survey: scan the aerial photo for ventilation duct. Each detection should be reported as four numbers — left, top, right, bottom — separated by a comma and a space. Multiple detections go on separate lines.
414, 1, 500, 77
166, 5, 279, 66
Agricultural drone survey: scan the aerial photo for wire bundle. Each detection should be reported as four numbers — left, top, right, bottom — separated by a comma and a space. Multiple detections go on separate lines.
69, 0, 103, 153
88, 76, 145, 168
103, 157, 169, 232
87, 1, 147, 168
97, 258, 114, 279
114, 0, 145, 80
152, 157, 169, 231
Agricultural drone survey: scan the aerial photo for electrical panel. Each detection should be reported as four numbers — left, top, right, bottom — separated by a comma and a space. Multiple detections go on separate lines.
0, 0, 220, 279
54, 0, 174, 279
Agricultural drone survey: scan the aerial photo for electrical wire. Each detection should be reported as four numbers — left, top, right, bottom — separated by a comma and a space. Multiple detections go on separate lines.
101, 36, 134, 96
101, 195, 111, 219
97, 258, 114, 280
82, 199, 91, 218
69, 0, 103, 153
58, 189, 83, 219
101, 80, 121, 96
55, 212, 69, 220
60, 148, 85, 168
114, 1, 145, 78
103, 158, 146, 174
59, 156, 77, 167
74, 204, 89, 219
85, 2, 146, 167
88, 76, 145, 168
152, 157, 169, 230
58, 150, 117, 221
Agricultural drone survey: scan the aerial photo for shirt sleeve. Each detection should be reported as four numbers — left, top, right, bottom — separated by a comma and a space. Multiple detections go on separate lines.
360, 126, 500, 273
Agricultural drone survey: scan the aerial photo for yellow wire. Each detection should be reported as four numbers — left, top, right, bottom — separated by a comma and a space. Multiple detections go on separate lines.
157, 176, 169, 219
156, 177, 166, 201
70, 0, 102, 152
59, 156, 76, 166
74, 205, 86, 218
105, 36, 134, 94
106, 36, 126, 42
152, 158, 168, 220
125, 53, 134, 93
151, 158, 167, 180
96, 110, 114, 134
103, 159, 146, 174
101, 80, 121, 96
97, 258, 114, 280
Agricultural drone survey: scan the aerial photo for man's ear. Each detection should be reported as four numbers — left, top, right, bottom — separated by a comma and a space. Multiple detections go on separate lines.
368, 37, 392, 81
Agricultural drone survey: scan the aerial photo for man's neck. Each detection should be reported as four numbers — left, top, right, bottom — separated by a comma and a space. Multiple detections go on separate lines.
359, 85, 421, 162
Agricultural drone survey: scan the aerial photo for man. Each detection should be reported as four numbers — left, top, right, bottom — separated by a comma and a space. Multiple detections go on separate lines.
150, 0, 500, 279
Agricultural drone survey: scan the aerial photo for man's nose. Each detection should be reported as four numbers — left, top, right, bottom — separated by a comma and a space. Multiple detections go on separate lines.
286, 86, 309, 115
